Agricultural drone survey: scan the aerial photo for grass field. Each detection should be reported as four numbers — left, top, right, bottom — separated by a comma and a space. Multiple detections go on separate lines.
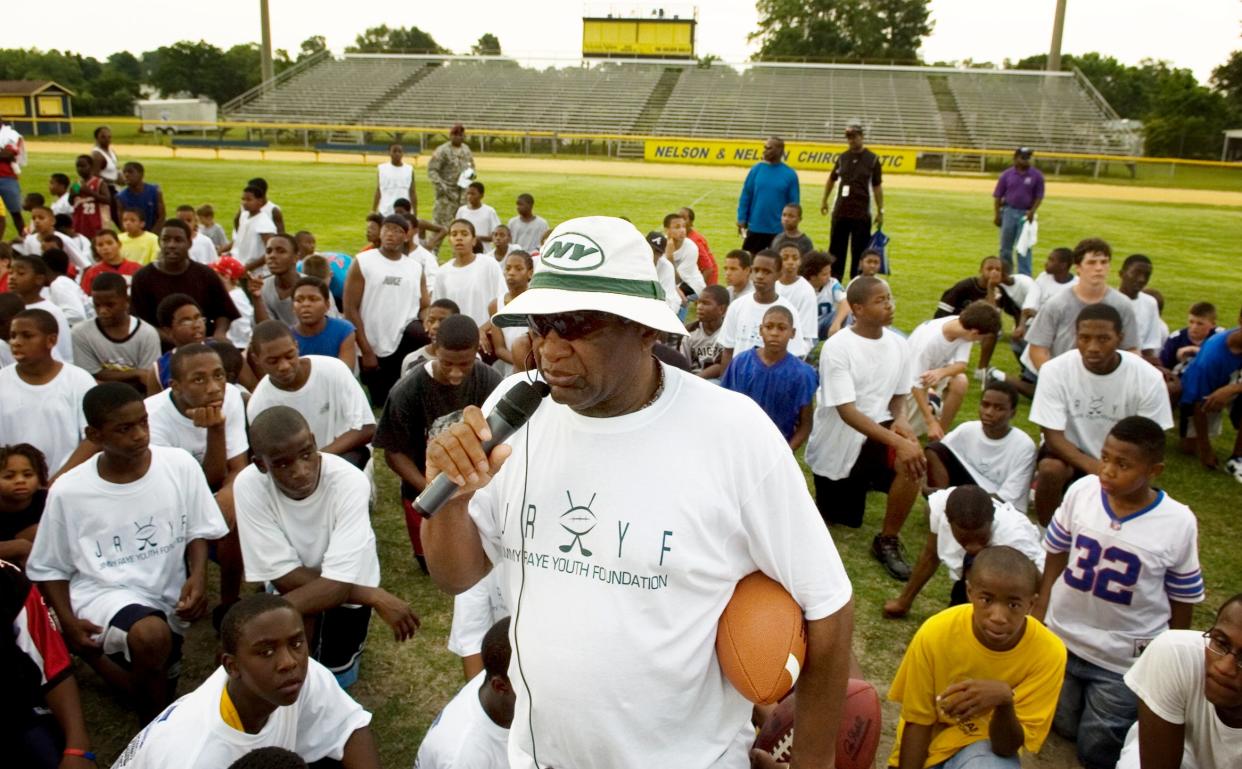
16, 153, 1242, 766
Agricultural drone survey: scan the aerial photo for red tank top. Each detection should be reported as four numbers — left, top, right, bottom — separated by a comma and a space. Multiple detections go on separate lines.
72, 177, 105, 239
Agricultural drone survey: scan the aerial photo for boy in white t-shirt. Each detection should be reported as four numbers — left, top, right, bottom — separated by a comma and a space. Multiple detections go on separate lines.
247, 321, 375, 470
145, 342, 250, 616
7, 252, 74, 363
176, 204, 219, 266
373, 143, 415, 216
1118, 253, 1164, 367
662, 211, 705, 300
774, 243, 819, 352
454, 181, 501, 246
433, 219, 505, 328
1029, 303, 1172, 526
805, 276, 924, 581
27, 383, 229, 720
926, 380, 1037, 512
112, 594, 378, 768
1117, 595, 1242, 769
230, 185, 277, 271
904, 301, 1002, 440
718, 250, 806, 368
1036, 416, 1205, 769
882, 484, 1045, 618
0, 308, 95, 478
234, 407, 418, 687
416, 617, 514, 769
800, 250, 844, 339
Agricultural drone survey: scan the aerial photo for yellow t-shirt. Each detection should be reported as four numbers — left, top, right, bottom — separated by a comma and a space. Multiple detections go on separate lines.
887, 604, 1066, 768
119, 231, 160, 265
219, 683, 244, 731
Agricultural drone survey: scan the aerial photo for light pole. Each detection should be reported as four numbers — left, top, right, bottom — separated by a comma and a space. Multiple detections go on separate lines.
260, 0, 274, 86
1048, 0, 1067, 71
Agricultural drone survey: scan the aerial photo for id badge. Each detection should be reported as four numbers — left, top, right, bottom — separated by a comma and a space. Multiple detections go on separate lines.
841, 184, 851, 197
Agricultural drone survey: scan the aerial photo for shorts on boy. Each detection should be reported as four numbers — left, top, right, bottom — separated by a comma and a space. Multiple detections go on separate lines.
812, 423, 895, 528
100, 604, 185, 675
1053, 651, 1139, 769
308, 603, 372, 688
1176, 396, 1241, 438
928, 739, 1021, 769
923, 442, 977, 488
904, 377, 949, 436
1035, 442, 1088, 485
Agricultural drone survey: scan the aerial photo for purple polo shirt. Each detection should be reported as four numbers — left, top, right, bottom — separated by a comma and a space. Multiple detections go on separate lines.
993, 166, 1045, 210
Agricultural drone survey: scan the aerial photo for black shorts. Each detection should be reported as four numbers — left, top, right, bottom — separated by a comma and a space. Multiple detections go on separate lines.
812, 434, 895, 528
925, 442, 978, 488
1036, 443, 1088, 486
311, 604, 372, 686
104, 604, 184, 677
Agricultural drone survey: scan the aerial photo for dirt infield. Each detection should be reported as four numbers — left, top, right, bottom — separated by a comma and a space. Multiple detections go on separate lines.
27, 141, 1242, 208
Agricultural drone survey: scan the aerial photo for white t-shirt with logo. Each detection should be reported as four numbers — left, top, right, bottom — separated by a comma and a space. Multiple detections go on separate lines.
469, 367, 852, 769
926, 488, 1045, 580
1118, 630, 1242, 769
25, 446, 229, 635
719, 293, 808, 358
415, 672, 510, 769
805, 327, 912, 480
377, 162, 414, 215
774, 277, 818, 349
0, 362, 95, 474
939, 421, 1038, 512
357, 249, 426, 358
906, 316, 972, 387
112, 660, 371, 769
145, 384, 250, 463
454, 203, 502, 241
434, 255, 505, 328
233, 454, 380, 588
1029, 350, 1172, 458
247, 356, 374, 450
1044, 475, 1204, 674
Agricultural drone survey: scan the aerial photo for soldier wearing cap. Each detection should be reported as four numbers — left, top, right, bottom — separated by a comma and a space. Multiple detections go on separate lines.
421, 216, 854, 769
427, 124, 475, 251
993, 147, 1045, 276
821, 122, 884, 280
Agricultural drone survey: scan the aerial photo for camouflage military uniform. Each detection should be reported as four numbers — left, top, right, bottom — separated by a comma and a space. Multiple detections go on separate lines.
426, 141, 475, 236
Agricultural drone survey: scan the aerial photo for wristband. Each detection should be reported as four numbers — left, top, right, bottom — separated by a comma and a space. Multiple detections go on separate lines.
64, 748, 96, 761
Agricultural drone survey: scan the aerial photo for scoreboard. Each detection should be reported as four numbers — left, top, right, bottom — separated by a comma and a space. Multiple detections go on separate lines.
582, 16, 696, 59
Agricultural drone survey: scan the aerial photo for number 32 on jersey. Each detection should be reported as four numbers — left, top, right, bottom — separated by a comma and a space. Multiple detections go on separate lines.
1062, 534, 1141, 605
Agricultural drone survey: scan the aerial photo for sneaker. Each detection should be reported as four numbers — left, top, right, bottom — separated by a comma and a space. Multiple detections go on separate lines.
871, 534, 912, 581
927, 393, 943, 419
986, 367, 1007, 383
1226, 456, 1242, 484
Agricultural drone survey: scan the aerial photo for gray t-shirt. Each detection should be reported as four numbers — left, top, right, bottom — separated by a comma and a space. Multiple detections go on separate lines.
71, 317, 162, 374
770, 232, 814, 255
1026, 286, 1140, 358
261, 276, 297, 325
506, 215, 549, 253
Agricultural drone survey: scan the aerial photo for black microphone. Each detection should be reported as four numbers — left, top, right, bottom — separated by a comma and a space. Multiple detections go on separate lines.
414, 380, 551, 519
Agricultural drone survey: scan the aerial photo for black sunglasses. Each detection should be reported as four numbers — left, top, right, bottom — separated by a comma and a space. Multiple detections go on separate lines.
526, 311, 629, 341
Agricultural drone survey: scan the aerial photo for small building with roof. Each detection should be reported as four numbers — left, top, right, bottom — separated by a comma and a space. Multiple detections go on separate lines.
0, 80, 74, 135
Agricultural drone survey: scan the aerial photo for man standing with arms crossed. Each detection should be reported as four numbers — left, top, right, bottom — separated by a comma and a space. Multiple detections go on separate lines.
422, 216, 854, 769
993, 147, 1044, 276
821, 122, 884, 280
426, 124, 474, 252
737, 136, 800, 254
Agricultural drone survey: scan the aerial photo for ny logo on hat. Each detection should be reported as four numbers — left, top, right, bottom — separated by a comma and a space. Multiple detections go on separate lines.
540, 232, 606, 272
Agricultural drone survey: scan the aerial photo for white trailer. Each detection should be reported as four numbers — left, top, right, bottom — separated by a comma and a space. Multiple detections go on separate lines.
135, 98, 218, 133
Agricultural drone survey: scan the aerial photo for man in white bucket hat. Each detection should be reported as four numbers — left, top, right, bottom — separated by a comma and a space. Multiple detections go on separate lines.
421, 216, 855, 769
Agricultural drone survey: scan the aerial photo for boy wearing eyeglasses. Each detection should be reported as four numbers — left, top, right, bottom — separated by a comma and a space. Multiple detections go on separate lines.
375, 314, 501, 574
1117, 594, 1242, 769
1034, 416, 1205, 769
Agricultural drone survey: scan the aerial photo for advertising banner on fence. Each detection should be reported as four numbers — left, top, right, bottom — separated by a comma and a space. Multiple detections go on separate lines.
644, 139, 919, 173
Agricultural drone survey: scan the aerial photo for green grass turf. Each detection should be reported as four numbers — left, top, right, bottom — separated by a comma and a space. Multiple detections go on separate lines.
17, 154, 1242, 765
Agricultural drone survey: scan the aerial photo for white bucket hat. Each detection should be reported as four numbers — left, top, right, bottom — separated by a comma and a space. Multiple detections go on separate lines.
491, 216, 685, 336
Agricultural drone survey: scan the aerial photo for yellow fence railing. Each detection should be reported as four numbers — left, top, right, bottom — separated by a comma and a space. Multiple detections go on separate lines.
16, 115, 1242, 171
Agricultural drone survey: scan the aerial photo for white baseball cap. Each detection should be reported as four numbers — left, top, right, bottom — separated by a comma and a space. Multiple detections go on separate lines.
492, 216, 685, 336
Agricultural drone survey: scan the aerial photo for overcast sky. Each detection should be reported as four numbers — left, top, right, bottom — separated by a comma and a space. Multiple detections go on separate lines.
13, 1, 1240, 82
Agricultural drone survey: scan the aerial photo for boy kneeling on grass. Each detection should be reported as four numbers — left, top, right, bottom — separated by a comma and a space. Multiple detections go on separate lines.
888, 545, 1066, 769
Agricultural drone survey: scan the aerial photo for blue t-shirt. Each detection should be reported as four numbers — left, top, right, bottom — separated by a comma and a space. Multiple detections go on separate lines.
737, 162, 800, 235
721, 349, 818, 440
1160, 326, 1218, 371
157, 349, 172, 389
116, 183, 161, 232
293, 316, 356, 359
1180, 327, 1242, 404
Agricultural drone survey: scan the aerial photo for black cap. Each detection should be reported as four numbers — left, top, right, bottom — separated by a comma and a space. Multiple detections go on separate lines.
382, 214, 411, 232
1016, 147, 1033, 158
645, 231, 667, 254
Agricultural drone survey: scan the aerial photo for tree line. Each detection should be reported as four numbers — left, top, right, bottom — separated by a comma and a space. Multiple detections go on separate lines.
1, 5, 1238, 159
